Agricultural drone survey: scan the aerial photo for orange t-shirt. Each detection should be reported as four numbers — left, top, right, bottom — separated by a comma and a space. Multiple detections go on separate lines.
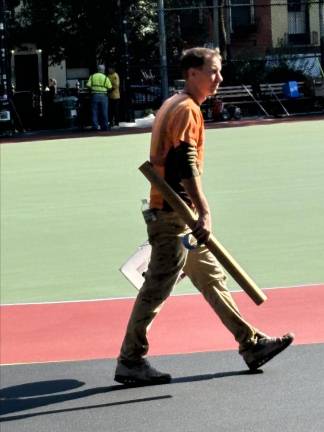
150, 92, 205, 210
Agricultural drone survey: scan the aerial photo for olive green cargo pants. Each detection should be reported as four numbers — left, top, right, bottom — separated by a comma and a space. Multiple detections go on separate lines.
119, 211, 265, 362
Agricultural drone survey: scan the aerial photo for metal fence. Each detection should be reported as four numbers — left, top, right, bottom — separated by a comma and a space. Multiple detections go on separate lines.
124, 1, 324, 115
2, 1, 324, 133
159, 1, 324, 60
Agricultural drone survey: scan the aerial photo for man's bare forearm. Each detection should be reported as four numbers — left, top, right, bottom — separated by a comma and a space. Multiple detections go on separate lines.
182, 176, 212, 242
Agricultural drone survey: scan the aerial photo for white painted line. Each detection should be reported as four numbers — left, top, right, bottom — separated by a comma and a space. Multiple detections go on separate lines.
0, 358, 105, 367
1, 282, 323, 307
0, 296, 137, 307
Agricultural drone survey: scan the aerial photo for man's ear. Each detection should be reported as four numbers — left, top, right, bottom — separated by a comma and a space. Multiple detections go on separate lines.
188, 68, 196, 78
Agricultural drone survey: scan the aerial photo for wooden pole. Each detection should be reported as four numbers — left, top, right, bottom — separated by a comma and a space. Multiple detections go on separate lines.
139, 161, 267, 305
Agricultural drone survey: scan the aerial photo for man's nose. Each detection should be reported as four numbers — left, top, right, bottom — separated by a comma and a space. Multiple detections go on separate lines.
217, 73, 223, 83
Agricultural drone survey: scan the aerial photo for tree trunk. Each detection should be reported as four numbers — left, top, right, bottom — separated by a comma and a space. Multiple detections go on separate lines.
219, 0, 228, 59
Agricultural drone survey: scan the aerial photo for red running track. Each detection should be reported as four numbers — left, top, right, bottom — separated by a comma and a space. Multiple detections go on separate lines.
1, 285, 324, 365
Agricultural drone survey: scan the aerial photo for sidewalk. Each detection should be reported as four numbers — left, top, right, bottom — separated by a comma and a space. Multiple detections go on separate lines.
0, 115, 156, 144
1, 112, 324, 144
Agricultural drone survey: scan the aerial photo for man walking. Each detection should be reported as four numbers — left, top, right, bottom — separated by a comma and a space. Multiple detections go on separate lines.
86, 65, 112, 131
114, 47, 294, 385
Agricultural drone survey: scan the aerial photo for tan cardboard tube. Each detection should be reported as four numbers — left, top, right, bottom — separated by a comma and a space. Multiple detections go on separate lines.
139, 161, 267, 305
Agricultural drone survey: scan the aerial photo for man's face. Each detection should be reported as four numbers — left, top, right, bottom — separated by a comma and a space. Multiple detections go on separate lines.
190, 55, 223, 97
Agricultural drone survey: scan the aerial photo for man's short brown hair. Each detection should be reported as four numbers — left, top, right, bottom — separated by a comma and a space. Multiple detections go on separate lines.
180, 47, 221, 77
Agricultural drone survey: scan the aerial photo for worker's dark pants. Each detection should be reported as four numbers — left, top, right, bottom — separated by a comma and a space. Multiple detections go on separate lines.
91, 93, 109, 130
109, 98, 120, 126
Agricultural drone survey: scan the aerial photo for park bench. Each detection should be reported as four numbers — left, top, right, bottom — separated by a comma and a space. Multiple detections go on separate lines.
172, 79, 324, 120
216, 82, 304, 101
313, 79, 324, 97
173, 79, 307, 119
205, 81, 309, 119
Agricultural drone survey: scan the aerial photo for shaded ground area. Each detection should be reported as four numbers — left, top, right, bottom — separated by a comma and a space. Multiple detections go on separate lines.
1, 344, 323, 432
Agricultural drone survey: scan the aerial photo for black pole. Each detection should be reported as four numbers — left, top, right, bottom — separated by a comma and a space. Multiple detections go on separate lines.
0, 0, 10, 96
0, 0, 17, 132
212, 0, 220, 48
320, 0, 324, 71
118, 0, 134, 122
158, 0, 169, 101
122, 16, 134, 122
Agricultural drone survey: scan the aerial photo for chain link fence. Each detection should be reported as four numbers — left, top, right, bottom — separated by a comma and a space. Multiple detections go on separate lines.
4, 1, 324, 131
132, 2, 324, 81
126, 1, 324, 117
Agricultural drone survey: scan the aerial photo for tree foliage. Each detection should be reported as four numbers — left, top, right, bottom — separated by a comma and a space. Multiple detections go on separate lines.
9, 0, 158, 68
9, 1, 215, 77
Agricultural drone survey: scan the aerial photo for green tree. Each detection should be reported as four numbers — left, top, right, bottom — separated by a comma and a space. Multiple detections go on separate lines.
9, 1, 226, 84
9, 0, 158, 68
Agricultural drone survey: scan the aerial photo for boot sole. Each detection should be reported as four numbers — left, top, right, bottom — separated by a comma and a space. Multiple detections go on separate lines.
114, 374, 171, 386
246, 334, 294, 371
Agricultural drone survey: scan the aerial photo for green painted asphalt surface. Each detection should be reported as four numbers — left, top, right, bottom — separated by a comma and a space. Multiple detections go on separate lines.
1, 120, 324, 304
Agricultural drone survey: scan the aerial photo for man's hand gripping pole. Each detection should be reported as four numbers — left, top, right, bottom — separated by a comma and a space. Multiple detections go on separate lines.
139, 161, 267, 306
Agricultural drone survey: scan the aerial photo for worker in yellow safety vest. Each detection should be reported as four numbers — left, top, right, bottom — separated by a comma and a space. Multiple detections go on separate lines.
86, 65, 112, 131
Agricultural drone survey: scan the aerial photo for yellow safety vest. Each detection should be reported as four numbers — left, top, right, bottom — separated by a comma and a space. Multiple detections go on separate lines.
86, 73, 112, 93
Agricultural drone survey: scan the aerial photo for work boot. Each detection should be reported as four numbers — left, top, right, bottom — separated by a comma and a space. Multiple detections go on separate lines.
242, 333, 294, 371
114, 358, 172, 386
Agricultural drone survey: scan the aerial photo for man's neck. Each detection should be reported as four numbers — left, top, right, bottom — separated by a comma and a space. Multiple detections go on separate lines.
183, 84, 206, 106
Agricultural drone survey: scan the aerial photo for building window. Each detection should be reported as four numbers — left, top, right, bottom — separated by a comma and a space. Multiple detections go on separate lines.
288, 0, 302, 13
287, 0, 309, 44
230, 0, 255, 32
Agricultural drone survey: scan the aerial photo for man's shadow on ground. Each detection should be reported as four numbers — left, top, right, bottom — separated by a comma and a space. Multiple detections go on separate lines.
0, 369, 262, 422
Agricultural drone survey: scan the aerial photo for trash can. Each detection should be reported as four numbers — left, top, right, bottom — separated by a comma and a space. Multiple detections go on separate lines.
0, 108, 13, 136
61, 96, 79, 127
